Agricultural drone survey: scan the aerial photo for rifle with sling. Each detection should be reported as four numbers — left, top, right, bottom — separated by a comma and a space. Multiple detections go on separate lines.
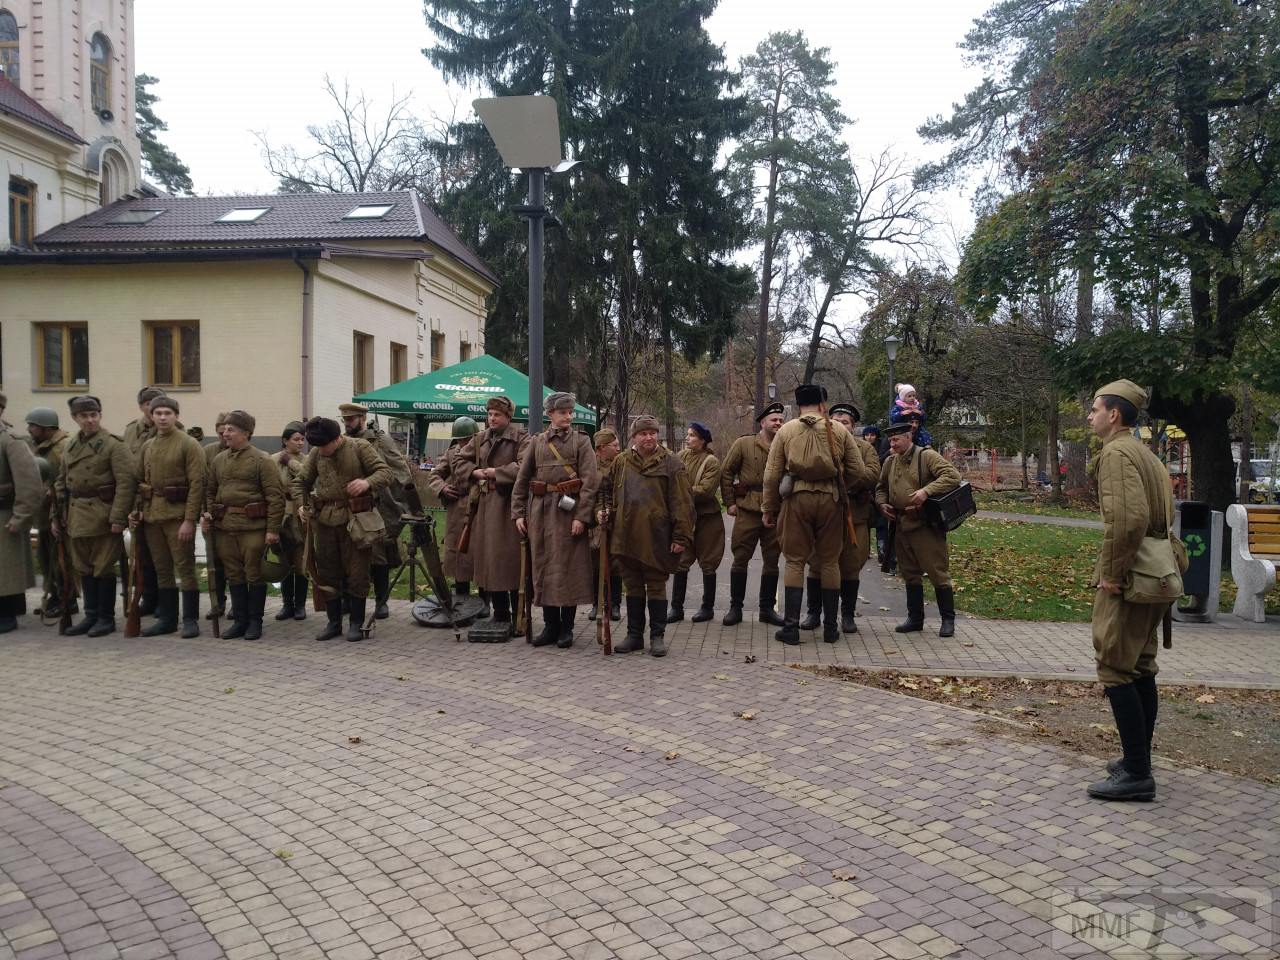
821, 408, 859, 549
56, 507, 76, 634
597, 520, 613, 655
124, 525, 144, 637
205, 521, 222, 638
302, 509, 334, 613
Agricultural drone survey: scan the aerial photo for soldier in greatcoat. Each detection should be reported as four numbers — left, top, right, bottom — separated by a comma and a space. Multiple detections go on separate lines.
875, 421, 962, 637
52, 396, 136, 637
26, 407, 71, 618
668, 422, 725, 624
719, 402, 786, 626
272, 421, 309, 621
122, 386, 164, 616
203, 412, 231, 620
589, 428, 622, 623
204, 410, 285, 641
292, 417, 392, 641
459, 397, 529, 629
512, 392, 600, 649
600, 415, 694, 657
0, 417, 42, 633
425, 416, 479, 605
132, 396, 206, 637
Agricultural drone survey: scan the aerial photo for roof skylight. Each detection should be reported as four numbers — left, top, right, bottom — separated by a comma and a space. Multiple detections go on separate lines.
217, 207, 271, 223
109, 209, 164, 225
342, 204, 395, 220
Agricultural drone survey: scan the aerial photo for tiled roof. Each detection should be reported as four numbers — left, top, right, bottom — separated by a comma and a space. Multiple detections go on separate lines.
0, 77, 83, 144
35, 190, 497, 284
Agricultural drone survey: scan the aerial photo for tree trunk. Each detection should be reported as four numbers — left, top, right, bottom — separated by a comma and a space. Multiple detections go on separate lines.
1238, 384, 1253, 501
1020, 398, 1028, 490
1047, 403, 1062, 500
1163, 394, 1236, 514
1064, 254, 1095, 490
754, 154, 781, 418
803, 279, 839, 383
662, 317, 676, 449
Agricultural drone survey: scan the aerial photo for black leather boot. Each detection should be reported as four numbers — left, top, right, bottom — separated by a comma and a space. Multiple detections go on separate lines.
490, 589, 510, 623
244, 584, 268, 640
346, 596, 367, 641
87, 576, 118, 637
275, 574, 296, 620
181, 590, 200, 638
775, 586, 803, 645
371, 565, 391, 620
1110, 675, 1159, 776
455, 580, 470, 597
840, 580, 859, 634
142, 588, 179, 637
533, 605, 560, 646
206, 564, 225, 620
692, 574, 716, 622
610, 580, 622, 621
758, 573, 784, 626
478, 590, 492, 620
138, 563, 159, 617
937, 586, 956, 638
667, 572, 687, 623
65, 575, 99, 635
222, 584, 251, 639
557, 606, 576, 648
293, 575, 309, 620
315, 599, 343, 641
1089, 683, 1155, 801
895, 583, 925, 633
648, 598, 669, 657
821, 588, 840, 643
799, 577, 822, 630
618, 596, 646, 653
722, 570, 747, 626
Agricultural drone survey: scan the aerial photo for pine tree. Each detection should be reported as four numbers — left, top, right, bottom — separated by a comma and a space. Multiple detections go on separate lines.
135, 74, 193, 195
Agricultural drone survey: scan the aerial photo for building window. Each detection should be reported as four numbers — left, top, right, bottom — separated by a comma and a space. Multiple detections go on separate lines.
390, 342, 407, 384
89, 33, 111, 114
8, 177, 34, 247
430, 331, 445, 371
459, 338, 471, 363
147, 321, 200, 387
353, 331, 373, 394
0, 10, 18, 85
38, 323, 89, 388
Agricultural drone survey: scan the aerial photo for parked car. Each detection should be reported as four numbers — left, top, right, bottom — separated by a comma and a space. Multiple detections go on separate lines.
1240, 459, 1279, 503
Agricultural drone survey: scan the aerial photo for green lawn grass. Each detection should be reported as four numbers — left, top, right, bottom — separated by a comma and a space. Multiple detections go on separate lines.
974, 490, 1098, 521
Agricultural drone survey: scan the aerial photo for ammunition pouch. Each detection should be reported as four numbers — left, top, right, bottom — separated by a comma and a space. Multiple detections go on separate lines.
216, 502, 268, 520
348, 495, 375, 514
72, 483, 116, 503
161, 485, 190, 504
732, 481, 761, 498
530, 478, 583, 496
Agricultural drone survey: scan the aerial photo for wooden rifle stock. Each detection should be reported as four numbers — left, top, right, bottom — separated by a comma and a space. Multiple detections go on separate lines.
600, 520, 612, 655
124, 525, 143, 637
56, 515, 75, 635
205, 523, 221, 638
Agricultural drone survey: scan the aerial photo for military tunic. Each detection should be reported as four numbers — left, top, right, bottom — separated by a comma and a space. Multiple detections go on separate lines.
31, 429, 70, 605
1090, 433, 1176, 687
603, 446, 695, 599
676, 448, 725, 575
424, 442, 475, 583
291, 437, 391, 598
834, 435, 880, 578
511, 427, 600, 606
137, 429, 206, 590
54, 429, 135, 577
874, 445, 961, 588
460, 423, 529, 592
0, 425, 41, 601
349, 423, 411, 568
720, 434, 780, 575
273, 450, 306, 575
203, 440, 230, 592
208, 446, 286, 585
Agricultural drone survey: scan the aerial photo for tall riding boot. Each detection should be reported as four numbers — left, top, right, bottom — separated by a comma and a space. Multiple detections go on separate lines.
346, 595, 368, 641
692, 573, 716, 622
1088, 684, 1155, 801
371, 565, 391, 620
799, 577, 822, 630
589, 567, 600, 621
139, 562, 159, 617
181, 590, 200, 638
775, 587, 803, 645
619, 596, 646, 653
244, 584, 268, 641
222, 584, 251, 639
895, 583, 925, 633
1111, 675, 1160, 775
533, 605, 561, 646
142, 588, 179, 636
293, 575, 309, 620
821, 588, 840, 643
667, 572, 687, 623
648, 598, 669, 657
455, 580, 470, 596
275, 574, 296, 620
936, 586, 956, 637
840, 580, 859, 634
557, 606, 576, 648
88, 575, 118, 637
610, 579, 622, 621
490, 589, 510, 624
722, 570, 747, 626
758, 573, 784, 626
65, 576, 99, 635
315, 599, 343, 641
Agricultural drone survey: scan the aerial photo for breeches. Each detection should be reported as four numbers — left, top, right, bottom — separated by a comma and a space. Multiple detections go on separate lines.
895, 525, 951, 588
70, 534, 122, 578
145, 519, 198, 590
730, 510, 780, 574
617, 558, 669, 600
779, 491, 843, 588
1091, 589, 1162, 687
312, 522, 371, 597
217, 529, 267, 586
677, 512, 726, 574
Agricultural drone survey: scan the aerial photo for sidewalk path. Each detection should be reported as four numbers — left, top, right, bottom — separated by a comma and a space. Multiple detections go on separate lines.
976, 511, 1104, 530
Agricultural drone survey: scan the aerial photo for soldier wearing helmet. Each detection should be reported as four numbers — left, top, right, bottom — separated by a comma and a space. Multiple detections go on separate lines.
26, 408, 72, 618
425, 417, 481, 611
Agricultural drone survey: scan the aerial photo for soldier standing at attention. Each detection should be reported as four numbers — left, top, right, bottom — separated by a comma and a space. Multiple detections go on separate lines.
1085, 380, 1177, 803
272, 421, 310, 621
425, 417, 480, 607
460, 397, 529, 631
203, 413, 231, 621
204, 411, 285, 641
132, 396, 206, 637
719, 402, 787, 626
512, 392, 600, 649
26, 407, 71, 619
601, 416, 694, 657
53, 396, 136, 637
875, 421, 962, 637
123, 386, 167, 617
763, 385, 872, 645
589, 428, 622, 623
340, 403, 413, 620
292, 417, 392, 642
668, 422, 724, 624
0, 416, 42, 633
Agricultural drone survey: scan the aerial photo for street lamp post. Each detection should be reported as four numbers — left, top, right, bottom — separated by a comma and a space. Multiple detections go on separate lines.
884, 335, 901, 417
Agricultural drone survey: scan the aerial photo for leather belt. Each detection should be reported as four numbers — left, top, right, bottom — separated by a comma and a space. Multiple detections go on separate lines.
530, 478, 583, 496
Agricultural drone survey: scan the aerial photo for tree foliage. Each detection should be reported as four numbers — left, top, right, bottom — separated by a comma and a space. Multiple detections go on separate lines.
135, 73, 193, 195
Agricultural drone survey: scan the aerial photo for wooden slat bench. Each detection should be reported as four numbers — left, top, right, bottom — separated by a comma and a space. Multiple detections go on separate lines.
1227, 504, 1280, 622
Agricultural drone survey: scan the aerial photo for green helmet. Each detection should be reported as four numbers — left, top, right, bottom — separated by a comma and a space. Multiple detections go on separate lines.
451, 416, 479, 440
25, 407, 59, 429
260, 544, 287, 583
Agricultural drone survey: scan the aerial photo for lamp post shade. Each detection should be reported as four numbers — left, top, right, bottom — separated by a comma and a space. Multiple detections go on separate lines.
472, 96, 564, 169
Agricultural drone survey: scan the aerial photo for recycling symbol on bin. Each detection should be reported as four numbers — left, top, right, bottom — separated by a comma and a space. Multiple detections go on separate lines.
1182, 533, 1206, 558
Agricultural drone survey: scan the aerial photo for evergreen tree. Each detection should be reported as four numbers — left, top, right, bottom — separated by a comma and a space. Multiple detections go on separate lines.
135, 74, 193, 195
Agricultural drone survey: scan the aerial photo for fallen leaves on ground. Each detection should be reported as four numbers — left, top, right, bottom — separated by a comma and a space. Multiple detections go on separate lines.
223, 687, 235, 694
274, 849, 292, 860
831, 869, 856, 881
744, 655, 757, 664
713, 673, 731, 681
664, 751, 679, 760
347, 736, 363, 744
735, 710, 757, 720
1195, 693, 1216, 704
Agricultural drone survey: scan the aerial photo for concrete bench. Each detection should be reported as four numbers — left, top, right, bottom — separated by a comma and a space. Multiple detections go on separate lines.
1227, 503, 1280, 622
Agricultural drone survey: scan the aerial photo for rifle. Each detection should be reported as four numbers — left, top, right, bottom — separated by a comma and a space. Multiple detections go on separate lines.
822, 409, 859, 550
124, 524, 144, 637
205, 522, 221, 638
598, 521, 612, 655
515, 536, 532, 638
457, 485, 478, 554
55, 512, 76, 635
303, 510, 335, 613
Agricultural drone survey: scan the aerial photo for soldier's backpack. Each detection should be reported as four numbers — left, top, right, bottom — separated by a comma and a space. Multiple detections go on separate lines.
787, 415, 838, 482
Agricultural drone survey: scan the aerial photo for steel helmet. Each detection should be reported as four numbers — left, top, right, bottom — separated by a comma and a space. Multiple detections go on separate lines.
25, 407, 59, 429
451, 416, 479, 440
260, 544, 288, 583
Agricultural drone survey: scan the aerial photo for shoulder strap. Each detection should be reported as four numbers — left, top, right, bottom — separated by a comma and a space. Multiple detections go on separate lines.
691, 452, 711, 490
545, 436, 579, 479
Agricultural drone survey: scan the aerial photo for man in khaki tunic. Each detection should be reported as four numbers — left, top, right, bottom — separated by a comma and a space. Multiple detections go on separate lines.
600, 416, 694, 657
204, 411, 285, 641
763, 385, 873, 644
720, 402, 786, 626
459, 397, 529, 629
272, 421, 309, 621
123, 386, 165, 616
425, 417, 479, 607
53, 396, 136, 637
26, 407, 71, 618
203, 413, 232, 620
1085, 379, 1177, 803
292, 417, 392, 641
513, 393, 600, 649
132, 396, 206, 638
668, 422, 725, 624
0, 418, 42, 633
875, 421, 962, 637
589, 428, 622, 623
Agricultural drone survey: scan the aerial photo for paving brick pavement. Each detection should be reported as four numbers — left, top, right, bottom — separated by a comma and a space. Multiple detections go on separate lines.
1, 602, 1277, 960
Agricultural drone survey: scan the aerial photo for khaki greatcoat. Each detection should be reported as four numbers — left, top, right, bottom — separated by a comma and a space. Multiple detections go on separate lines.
721, 433, 781, 574
54, 429, 136, 577
459, 423, 529, 592
874, 445, 961, 588
0, 425, 42, 597
137, 429, 206, 590
208, 445, 286, 585
604, 446, 695, 575
424, 441, 475, 582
